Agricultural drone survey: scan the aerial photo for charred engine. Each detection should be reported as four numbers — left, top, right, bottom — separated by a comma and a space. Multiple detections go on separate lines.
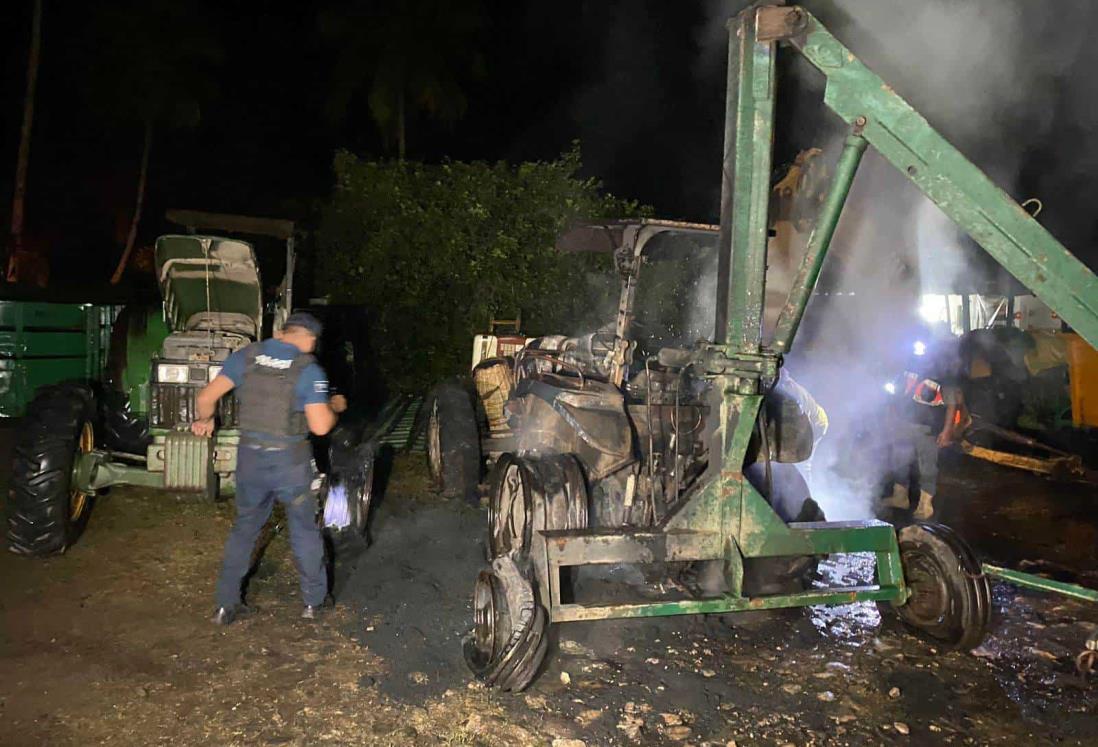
504, 336, 821, 532
486, 220, 824, 541
505, 338, 708, 528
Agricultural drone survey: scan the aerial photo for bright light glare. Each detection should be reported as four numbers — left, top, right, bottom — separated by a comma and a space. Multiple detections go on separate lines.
884, 381, 897, 395
913, 340, 927, 356
919, 294, 948, 324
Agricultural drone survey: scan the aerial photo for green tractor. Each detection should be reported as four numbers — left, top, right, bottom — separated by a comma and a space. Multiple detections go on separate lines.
7, 211, 312, 556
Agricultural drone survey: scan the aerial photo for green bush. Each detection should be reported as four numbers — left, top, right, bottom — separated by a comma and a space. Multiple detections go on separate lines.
314, 145, 647, 393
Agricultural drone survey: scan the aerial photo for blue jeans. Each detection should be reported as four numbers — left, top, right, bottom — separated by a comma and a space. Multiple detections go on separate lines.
214, 443, 327, 608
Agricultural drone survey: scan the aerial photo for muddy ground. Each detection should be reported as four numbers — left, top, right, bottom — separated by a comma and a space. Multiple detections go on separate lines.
1, 430, 1096, 746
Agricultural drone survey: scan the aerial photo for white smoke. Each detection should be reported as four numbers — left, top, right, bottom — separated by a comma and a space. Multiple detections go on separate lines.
695, 0, 1098, 519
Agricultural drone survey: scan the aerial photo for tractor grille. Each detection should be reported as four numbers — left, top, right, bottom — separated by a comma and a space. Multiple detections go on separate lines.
150, 383, 239, 428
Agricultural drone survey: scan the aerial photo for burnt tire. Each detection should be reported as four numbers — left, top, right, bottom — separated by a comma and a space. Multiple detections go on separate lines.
488, 453, 588, 560
323, 436, 378, 571
891, 522, 991, 651
7, 383, 98, 556
425, 380, 482, 503
98, 387, 151, 455
463, 553, 549, 692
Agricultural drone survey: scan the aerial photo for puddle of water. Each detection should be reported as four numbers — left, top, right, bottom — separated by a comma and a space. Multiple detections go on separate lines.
809, 552, 882, 643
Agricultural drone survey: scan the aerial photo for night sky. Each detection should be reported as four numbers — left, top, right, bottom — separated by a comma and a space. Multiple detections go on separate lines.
3, 1, 1097, 290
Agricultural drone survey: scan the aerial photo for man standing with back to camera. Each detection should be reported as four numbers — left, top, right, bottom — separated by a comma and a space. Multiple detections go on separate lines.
191, 312, 347, 624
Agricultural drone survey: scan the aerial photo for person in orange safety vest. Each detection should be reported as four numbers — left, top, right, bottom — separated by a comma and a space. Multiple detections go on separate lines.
881, 344, 969, 520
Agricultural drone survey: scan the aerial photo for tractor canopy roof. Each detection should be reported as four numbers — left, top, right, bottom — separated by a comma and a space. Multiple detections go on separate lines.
555, 219, 718, 256
155, 234, 262, 338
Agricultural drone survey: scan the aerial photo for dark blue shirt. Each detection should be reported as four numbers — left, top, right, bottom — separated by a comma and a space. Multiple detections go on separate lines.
221, 339, 329, 440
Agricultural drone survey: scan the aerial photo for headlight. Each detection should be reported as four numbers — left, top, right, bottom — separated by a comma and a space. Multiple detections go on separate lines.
913, 340, 927, 356
209, 366, 222, 381
883, 381, 897, 395
157, 364, 189, 383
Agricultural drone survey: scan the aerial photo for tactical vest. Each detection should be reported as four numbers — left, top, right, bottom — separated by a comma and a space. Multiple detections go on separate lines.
237, 343, 316, 443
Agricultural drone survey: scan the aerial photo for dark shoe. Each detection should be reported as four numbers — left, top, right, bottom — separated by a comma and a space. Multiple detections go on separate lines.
212, 603, 255, 625
212, 606, 237, 625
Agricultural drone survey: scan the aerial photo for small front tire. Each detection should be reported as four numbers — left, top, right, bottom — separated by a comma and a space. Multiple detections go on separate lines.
892, 522, 991, 651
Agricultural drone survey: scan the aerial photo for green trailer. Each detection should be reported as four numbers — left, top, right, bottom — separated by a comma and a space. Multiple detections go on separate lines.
5, 211, 297, 556
0, 301, 118, 418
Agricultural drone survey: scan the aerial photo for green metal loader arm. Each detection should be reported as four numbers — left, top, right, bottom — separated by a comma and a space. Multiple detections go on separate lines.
764, 5, 1098, 349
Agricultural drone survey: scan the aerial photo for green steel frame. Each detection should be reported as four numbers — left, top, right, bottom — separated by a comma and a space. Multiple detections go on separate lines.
0, 301, 119, 418
982, 564, 1098, 604
532, 4, 1098, 624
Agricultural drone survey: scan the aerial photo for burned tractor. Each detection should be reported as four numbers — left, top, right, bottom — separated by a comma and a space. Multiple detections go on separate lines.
444, 220, 835, 691
445, 4, 1098, 693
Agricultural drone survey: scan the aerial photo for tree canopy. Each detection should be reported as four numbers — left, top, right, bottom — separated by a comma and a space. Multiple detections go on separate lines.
314, 145, 647, 392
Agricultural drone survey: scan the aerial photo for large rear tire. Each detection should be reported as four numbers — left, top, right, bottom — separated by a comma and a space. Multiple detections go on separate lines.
98, 387, 151, 455
425, 380, 482, 503
7, 383, 98, 556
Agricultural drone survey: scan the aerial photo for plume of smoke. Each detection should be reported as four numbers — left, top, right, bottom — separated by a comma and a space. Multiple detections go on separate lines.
694, 0, 1098, 519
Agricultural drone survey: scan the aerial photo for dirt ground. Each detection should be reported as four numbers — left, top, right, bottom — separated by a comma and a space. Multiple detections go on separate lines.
1, 432, 1096, 746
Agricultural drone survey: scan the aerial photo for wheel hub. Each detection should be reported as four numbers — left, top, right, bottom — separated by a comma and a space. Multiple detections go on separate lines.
902, 552, 951, 625
69, 422, 95, 521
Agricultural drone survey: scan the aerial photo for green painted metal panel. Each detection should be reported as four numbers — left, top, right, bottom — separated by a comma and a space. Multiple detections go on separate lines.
552, 584, 904, 623
982, 563, 1098, 603
722, 10, 776, 353
122, 309, 169, 415
0, 300, 87, 329
783, 7, 1098, 349
0, 300, 116, 417
155, 235, 262, 334
0, 358, 93, 417
0, 330, 89, 356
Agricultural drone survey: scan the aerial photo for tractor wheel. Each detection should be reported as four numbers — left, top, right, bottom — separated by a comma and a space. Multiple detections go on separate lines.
463, 553, 549, 692
891, 522, 991, 651
7, 383, 98, 556
99, 387, 151, 455
348, 455, 375, 537
488, 453, 588, 560
323, 443, 376, 562
425, 380, 482, 504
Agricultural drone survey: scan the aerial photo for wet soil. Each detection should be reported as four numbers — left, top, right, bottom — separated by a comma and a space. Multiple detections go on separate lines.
1, 433, 1096, 745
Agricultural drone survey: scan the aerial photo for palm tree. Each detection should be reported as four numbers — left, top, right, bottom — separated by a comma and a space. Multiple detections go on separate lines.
7, 0, 43, 280
320, 0, 485, 159
111, 120, 152, 284
78, 0, 221, 283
